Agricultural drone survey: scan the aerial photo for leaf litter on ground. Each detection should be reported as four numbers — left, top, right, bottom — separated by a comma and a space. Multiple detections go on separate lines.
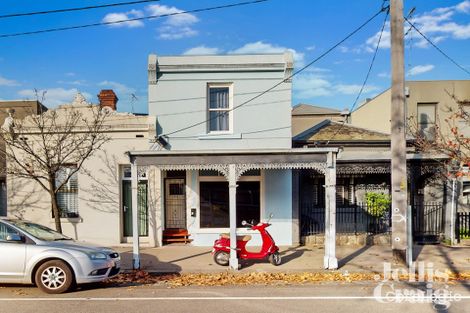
107, 270, 470, 288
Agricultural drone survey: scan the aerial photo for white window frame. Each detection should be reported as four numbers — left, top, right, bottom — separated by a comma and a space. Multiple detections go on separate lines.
207, 83, 234, 134
55, 166, 79, 218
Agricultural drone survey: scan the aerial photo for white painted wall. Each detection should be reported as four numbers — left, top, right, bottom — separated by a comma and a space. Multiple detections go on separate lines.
7, 105, 157, 246
184, 169, 292, 247
148, 54, 293, 150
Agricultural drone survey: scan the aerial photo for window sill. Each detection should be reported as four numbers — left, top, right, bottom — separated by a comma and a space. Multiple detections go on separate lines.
53, 217, 83, 223
194, 228, 258, 234
198, 133, 241, 140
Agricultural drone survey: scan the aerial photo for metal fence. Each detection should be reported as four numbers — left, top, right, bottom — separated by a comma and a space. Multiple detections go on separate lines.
457, 212, 470, 242
412, 202, 444, 243
300, 203, 391, 236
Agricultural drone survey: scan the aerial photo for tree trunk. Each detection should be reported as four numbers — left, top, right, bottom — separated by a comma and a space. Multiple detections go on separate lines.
49, 181, 62, 233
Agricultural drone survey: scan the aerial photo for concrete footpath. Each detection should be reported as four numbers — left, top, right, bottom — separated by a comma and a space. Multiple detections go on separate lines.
114, 244, 470, 273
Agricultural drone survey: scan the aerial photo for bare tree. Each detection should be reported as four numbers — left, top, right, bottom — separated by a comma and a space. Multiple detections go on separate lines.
0, 94, 111, 233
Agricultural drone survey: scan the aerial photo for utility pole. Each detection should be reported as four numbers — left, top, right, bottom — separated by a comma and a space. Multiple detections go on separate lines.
390, 0, 408, 263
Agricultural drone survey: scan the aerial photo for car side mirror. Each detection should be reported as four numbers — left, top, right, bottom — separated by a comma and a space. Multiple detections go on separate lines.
6, 234, 24, 242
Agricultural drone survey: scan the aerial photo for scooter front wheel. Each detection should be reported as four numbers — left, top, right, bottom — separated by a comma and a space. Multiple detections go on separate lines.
269, 251, 282, 266
213, 250, 230, 266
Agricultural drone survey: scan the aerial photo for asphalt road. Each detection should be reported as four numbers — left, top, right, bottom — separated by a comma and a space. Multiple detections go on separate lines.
0, 281, 469, 313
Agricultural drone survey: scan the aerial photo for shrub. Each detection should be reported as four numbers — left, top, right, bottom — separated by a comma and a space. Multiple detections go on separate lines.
365, 192, 391, 218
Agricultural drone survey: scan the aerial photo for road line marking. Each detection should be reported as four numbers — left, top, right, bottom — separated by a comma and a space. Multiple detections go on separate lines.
0, 296, 469, 301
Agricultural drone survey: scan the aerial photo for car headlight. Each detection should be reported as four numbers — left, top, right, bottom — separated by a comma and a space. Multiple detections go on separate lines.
86, 252, 108, 260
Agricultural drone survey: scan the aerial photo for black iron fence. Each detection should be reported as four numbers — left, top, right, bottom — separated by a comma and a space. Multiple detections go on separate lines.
300, 203, 391, 236
457, 212, 470, 242
412, 202, 444, 244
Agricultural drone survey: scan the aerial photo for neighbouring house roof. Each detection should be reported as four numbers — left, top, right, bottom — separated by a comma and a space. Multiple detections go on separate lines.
292, 104, 341, 116
293, 119, 390, 143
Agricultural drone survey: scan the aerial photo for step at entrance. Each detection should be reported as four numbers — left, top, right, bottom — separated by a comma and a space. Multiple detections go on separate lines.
163, 229, 192, 244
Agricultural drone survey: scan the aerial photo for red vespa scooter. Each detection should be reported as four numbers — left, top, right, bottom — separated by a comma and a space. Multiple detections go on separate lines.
212, 214, 281, 266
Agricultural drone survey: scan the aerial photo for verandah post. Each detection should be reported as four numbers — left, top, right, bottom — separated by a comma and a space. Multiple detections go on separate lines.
324, 151, 338, 269
228, 164, 239, 270
131, 159, 140, 269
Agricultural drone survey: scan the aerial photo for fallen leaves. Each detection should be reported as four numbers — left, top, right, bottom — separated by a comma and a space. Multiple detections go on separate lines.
107, 270, 470, 288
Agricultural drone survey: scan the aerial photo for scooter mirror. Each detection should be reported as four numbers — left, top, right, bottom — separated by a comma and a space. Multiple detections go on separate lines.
241, 220, 247, 226
269, 213, 274, 218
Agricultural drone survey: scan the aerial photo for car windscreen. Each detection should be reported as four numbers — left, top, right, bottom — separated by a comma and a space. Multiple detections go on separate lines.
7, 221, 72, 241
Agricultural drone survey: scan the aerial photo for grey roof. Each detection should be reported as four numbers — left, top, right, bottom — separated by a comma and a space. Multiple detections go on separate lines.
292, 104, 341, 116
293, 119, 391, 142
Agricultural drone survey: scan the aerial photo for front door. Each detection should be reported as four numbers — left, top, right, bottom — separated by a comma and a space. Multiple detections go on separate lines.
165, 178, 186, 229
122, 181, 148, 237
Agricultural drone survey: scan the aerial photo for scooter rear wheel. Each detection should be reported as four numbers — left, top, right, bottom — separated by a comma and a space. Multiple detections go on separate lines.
214, 251, 230, 266
269, 251, 282, 266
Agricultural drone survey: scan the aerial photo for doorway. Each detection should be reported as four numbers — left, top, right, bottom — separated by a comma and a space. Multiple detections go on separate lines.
164, 178, 186, 229
122, 179, 149, 237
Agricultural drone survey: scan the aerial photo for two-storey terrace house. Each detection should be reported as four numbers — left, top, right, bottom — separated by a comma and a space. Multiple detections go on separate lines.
126, 53, 340, 269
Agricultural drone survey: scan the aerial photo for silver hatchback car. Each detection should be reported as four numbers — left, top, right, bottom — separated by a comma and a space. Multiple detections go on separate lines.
0, 218, 120, 293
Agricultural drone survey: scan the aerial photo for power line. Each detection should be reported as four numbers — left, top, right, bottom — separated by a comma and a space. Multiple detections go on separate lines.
326, 7, 389, 145
404, 16, 470, 77
163, 5, 389, 138
170, 126, 291, 139
0, 0, 269, 39
0, 0, 161, 19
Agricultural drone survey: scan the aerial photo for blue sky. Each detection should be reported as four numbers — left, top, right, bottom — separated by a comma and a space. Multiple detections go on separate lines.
0, 0, 469, 113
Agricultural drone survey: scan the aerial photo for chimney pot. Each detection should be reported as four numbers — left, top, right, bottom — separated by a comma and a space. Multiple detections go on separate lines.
98, 89, 118, 111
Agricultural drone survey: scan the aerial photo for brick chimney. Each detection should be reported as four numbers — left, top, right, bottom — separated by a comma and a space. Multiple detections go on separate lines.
97, 89, 118, 111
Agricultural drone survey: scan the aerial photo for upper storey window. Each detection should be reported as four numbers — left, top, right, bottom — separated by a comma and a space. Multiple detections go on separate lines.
417, 103, 436, 141
208, 83, 233, 133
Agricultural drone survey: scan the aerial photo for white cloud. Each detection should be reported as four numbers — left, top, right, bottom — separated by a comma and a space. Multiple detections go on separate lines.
146, 4, 199, 40
102, 4, 199, 39
102, 9, 144, 28
18, 88, 92, 107
365, 24, 391, 51
377, 71, 390, 78
334, 84, 379, 95
0, 75, 20, 86
406, 64, 435, 76
158, 25, 197, 40
456, 0, 470, 13
229, 41, 305, 68
365, 2, 470, 51
57, 80, 87, 86
293, 74, 332, 98
146, 4, 198, 26
98, 80, 136, 96
339, 45, 363, 54
183, 45, 222, 55
65, 72, 76, 77
293, 73, 378, 99
305, 45, 316, 51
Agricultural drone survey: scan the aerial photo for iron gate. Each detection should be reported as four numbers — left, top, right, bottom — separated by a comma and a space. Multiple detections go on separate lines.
412, 202, 444, 244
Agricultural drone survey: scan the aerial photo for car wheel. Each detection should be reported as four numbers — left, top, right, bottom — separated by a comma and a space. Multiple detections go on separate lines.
269, 251, 282, 266
213, 251, 230, 266
35, 260, 74, 294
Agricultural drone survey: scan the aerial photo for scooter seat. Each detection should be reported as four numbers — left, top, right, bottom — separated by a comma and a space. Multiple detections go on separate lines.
220, 233, 252, 242
238, 235, 252, 242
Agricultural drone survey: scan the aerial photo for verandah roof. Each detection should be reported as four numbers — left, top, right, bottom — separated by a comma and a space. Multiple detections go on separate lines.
127, 148, 338, 179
